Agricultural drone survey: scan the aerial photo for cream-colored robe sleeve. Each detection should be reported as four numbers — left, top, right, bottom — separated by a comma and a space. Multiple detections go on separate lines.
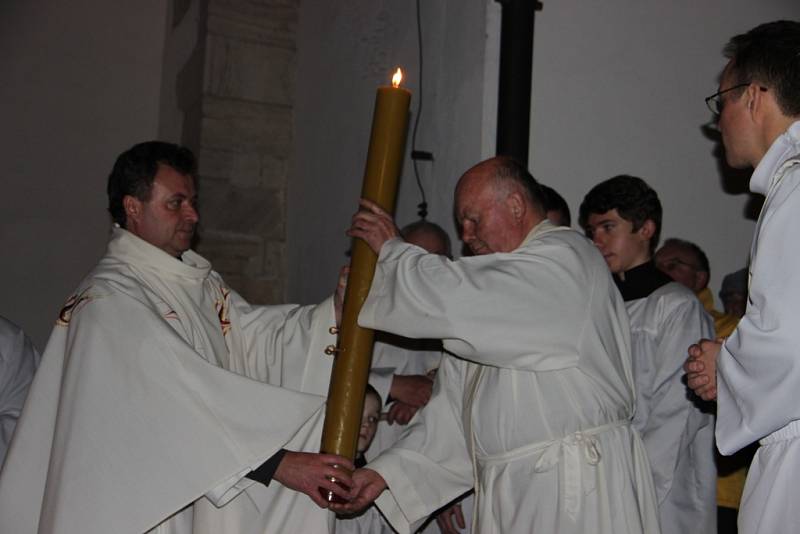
718, 155, 800, 454
359, 239, 583, 372
369, 354, 474, 533
230, 290, 336, 396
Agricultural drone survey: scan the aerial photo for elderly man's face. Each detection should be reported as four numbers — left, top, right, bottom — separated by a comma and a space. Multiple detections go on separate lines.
124, 164, 199, 257
655, 243, 706, 292
455, 173, 521, 255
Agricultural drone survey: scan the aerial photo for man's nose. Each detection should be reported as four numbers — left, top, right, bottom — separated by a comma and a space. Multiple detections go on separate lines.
184, 203, 199, 223
460, 222, 474, 242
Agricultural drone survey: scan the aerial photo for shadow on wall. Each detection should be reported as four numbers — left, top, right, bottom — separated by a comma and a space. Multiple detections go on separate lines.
700, 123, 764, 222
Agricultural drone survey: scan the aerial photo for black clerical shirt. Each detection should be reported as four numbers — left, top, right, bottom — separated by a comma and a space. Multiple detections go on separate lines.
613, 261, 673, 302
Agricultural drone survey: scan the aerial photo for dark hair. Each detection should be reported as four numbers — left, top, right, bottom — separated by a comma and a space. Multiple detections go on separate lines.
491, 156, 546, 214
400, 219, 452, 257
578, 175, 662, 253
539, 183, 571, 226
719, 267, 748, 299
661, 237, 710, 274
724, 20, 800, 116
107, 141, 197, 227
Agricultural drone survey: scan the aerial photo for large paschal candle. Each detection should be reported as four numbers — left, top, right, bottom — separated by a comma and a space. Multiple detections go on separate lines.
319, 68, 411, 502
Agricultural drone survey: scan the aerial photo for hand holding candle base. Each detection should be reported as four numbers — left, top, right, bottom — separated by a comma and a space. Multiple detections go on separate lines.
328, 468, 387, 515
273, 452, 354, 508
319, 468, 351, 505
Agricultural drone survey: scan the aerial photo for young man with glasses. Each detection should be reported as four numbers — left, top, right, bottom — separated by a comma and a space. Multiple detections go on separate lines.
686, 20, 800, 534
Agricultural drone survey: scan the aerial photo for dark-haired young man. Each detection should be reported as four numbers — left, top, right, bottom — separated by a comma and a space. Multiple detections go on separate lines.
0, 141, 353, 534
580, 175, 715, 534
685, 20, 800, 533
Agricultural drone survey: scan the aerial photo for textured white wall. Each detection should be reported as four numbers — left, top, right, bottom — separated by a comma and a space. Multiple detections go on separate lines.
289, 0, 799, 306
0, 1, 168, 348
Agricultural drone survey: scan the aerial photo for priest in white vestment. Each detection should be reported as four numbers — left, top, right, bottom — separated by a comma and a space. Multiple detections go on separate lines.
686, 21, 800, 534
0, 141, 352, 534
332, 157, 660, 534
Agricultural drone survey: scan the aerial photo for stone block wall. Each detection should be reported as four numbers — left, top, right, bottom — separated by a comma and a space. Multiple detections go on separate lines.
182, 0, 298, 304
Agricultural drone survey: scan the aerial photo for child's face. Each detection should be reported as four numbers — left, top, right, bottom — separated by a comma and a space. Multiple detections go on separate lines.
357, 393, 381, 454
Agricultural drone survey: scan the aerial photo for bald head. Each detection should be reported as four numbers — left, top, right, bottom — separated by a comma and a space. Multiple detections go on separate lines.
654, 238, 710, 292
457, 157, 545, 210
454, 157, 545, 255
400, 220, 452, 257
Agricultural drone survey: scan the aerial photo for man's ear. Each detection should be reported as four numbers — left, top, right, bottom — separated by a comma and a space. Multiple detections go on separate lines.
746, 83, 765, 120
638, 219, 656, 241
696, 270, 710, 292
123, 195, 141, 224
507, 191, 526, 221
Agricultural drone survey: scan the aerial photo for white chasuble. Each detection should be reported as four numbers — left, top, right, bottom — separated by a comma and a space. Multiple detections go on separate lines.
0, 228, 336, 534
359, 221, 661, 534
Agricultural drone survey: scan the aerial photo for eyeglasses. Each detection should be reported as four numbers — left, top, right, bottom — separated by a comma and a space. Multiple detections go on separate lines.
705, 83, 767, 116
658, 258, 700, 273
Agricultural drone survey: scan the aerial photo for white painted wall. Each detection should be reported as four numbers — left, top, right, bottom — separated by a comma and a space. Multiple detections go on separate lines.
289, 0, 799, 308
527, 0, 799, 301
289, 0, 489, 303
0, 1, 169, 348
2, 1, 796, 348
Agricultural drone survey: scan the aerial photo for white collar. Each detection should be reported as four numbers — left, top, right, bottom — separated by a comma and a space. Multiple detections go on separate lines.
750, 121, 800, 195
106, 226, 211, 281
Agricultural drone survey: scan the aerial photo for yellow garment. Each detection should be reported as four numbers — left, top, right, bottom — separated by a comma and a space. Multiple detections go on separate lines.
697, 288, 738, 338
696, 287, 749, 509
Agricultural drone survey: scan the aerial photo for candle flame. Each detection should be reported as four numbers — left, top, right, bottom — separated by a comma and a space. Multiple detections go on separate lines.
392, 68, 403, 88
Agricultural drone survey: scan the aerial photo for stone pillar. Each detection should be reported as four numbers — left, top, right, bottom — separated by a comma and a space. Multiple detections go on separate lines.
186, 0, 299, 304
